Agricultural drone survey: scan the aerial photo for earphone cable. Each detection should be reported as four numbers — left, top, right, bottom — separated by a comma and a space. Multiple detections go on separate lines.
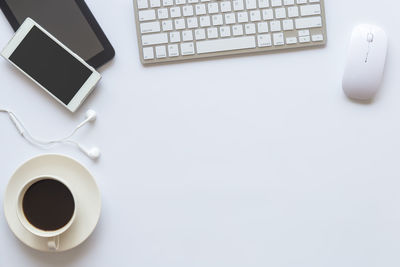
1, 108, 100, 160
1, 109, 87, 147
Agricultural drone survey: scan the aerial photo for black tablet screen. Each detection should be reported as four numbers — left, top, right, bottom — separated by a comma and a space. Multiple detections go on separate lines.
9, 26, 93, 105
5, 0, 104, 62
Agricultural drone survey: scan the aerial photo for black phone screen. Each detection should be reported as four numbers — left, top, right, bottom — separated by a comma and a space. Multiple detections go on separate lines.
9, 26, 93, 105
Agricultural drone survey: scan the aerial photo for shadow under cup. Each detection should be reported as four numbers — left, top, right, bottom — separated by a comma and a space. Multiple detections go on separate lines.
17, 177, 76, 238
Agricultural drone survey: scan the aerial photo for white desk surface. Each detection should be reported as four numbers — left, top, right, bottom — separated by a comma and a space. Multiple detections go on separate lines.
1, 0, 400, 266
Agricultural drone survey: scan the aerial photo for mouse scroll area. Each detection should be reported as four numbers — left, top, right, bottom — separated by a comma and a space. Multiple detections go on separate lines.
367, 32, 374, 43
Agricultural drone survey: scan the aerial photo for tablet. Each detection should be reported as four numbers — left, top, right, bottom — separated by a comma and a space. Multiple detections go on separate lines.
0, 0, 115, 68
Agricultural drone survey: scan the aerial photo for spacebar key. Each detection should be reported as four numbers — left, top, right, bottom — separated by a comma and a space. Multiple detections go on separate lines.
196, 36, 256, 54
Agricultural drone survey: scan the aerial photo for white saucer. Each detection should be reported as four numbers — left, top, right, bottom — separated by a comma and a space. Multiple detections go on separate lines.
4, 154, 101, 252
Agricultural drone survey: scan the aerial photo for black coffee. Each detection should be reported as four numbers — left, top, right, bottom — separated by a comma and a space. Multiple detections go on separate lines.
22, 179, 75, 231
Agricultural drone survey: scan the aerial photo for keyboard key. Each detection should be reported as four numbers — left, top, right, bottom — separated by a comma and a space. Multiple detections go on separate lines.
195, 4, 207, 15
140, 21, 161, 33
257, 22, 269, 33
287, 6, 299, 18
168, 44, 180, 56
207, 27, 219, 38
273, 32, 284, 45
150, 0, 161, 7
181, 42, 195, 55
270, 21, 281, 32
183, 5, 194, 16
155, 45, 167, 58
182, 30, 193, 41
170, 7, 181, 18
170, 31, 181, 42
238, 12, 249, 23
295, 16, 322, 29
195, 28, 206, 40
284, 0, 294, 5
163, 0, 173, 6
271, 0, 282, 7
208, 3, 219, 13
137, 0, 148, 9
259, 0, 269, 8
299, 35, 311, 43
286, 37, 297, 44
200, 16, 211, 27
196, 36, 256, 54
312, 34, 324, 42
162, 20, 173, 31
275, 8, 286, 19
245, 0, 257, 10
142, 33, 168, 45
300, 4, 321, 16
282, 19, 294, 31
298, 30, 310, 36
187, 17, 199, 28
233, 0, 244, 11
212, 14, 223, 26
157, 8, 169, 19
174, 18, 186, 29
220, 26, 231, 37
250, 10, 261, 21
225, 13, 236, 24
149, 0, 160, 7
245, 23, 256, 34
221, 1, 232, 12
262, 9, 273, 20
139, 10, 156, 21
257, 34, 272, 47
143, 47, 154, 59
232, 25, 244, 36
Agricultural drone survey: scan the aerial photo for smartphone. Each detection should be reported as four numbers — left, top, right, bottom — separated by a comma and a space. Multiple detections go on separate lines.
1, 18, 101, 112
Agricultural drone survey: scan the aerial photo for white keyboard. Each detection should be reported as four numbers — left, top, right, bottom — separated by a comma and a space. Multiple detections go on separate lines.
133, 0, 326, 64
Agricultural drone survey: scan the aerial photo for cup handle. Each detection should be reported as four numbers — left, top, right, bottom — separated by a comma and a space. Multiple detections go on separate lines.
47, 235, 60, 251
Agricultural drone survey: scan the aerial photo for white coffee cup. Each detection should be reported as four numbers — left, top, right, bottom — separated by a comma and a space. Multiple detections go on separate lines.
16, 175, 76, 250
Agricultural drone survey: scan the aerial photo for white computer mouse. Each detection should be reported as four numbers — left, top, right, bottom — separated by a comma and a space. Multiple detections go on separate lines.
342, 24, 388, 100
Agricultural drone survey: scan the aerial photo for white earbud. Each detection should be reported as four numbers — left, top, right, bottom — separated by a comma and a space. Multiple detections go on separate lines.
79, 146, 101, 160
76, 109, 97, 129
0, 108, 100, 160
86, 109, 97, 122
76, 109, 97, 128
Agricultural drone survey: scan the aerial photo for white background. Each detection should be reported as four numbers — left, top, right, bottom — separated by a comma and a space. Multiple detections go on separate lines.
1, 0, 400, 266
